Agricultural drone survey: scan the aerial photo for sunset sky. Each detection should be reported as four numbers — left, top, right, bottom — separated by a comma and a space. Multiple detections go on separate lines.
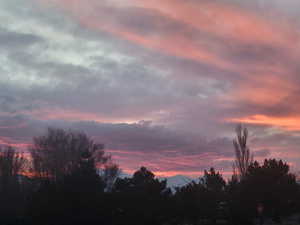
1, 0, 300, 177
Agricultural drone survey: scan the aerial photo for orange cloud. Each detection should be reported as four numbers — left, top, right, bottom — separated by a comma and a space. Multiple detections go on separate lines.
229, 114, 300, 131
37, 0, 300, 77
137, 0, 300, 48
32, 0, 300, 176
224, 74, 296, 106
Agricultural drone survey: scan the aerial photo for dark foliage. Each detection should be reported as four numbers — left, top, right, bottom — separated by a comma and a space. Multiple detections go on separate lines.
112, 167, 171, 225
0, 128, 300, 225
173, 168, 226, 225
227, 159, 300, 225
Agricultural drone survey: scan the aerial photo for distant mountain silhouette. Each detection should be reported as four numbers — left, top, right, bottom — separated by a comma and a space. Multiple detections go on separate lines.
159, 175, 196, 190
116, 173, 195, 190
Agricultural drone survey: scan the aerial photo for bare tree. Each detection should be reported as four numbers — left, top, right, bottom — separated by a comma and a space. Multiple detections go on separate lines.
30, 128, 109, 183
103, 163, 120, 192
233, 124, 253, 180
0, 147, 28, 192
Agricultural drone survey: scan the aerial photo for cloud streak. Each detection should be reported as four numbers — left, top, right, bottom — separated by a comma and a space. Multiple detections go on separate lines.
1, 0, 300, 176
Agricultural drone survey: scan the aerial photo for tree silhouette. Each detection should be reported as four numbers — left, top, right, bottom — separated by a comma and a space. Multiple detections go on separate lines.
0, 147, 28, 191
0, 126, 298, 225
227, 158, 300, 225
103, 163, 120, 192
28, 128, 110, 225
0, 147, 29, 224
174, 181, 207, 224
233, 124, 253, 180
174, 168, 226, 225
202, 168, 226, 224
202, 167, 226, 192
30, 128, 108, 183
113, 167, 170, 225
246, 159, 299, 221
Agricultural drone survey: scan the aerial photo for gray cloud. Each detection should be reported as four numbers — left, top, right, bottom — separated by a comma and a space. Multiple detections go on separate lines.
1, 0, 300, 175
0, 27, 43, 50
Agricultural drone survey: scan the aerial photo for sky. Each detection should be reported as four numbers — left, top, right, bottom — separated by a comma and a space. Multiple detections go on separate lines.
1, 0, 300, 178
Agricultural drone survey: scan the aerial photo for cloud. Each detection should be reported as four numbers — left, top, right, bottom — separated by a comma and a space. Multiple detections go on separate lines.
1, 0, 300, 176
253, 149, 271, 158
0, 112, 236, 176
0, 27, 43, 50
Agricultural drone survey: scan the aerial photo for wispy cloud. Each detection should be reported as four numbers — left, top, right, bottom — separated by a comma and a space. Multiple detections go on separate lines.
1, 0, 300, 176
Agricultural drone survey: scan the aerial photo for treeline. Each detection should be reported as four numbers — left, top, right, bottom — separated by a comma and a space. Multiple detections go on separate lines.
0, 126, 299, 225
